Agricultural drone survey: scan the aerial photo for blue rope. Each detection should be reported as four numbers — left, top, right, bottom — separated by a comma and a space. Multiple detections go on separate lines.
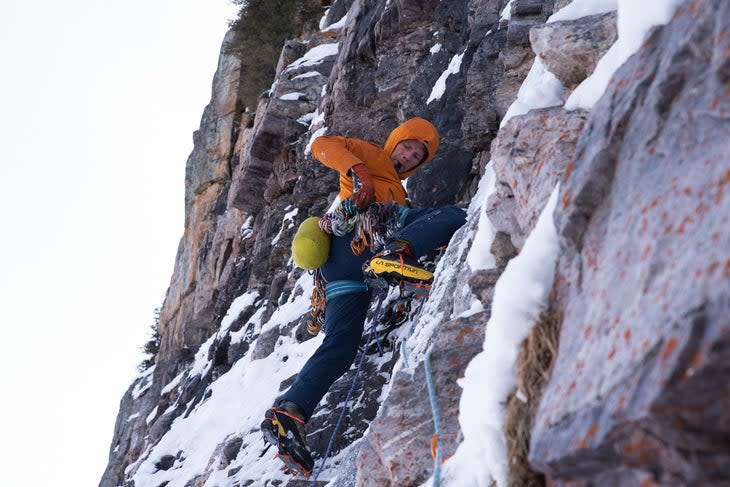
309, 289, 388, 486
424, 350, 442, 486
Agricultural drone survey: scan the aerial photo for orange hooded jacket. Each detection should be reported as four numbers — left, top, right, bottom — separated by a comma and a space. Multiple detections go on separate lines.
310, 118, 440, 205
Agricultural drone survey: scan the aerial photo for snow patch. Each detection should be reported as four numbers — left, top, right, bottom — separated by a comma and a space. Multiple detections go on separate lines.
427, 51, 465, 104
146, 406, 158, 425
240, 216, 254, 239
279, 92, 305, 101
565, 0, 682, 110
306, 125, 328, 155
131, 365, 155, 400
441, 185, 560, 487
322, 11, 348, 33
297, 111, 317, 126
271, 207, 299, 246
161, 371, 186, 396
293, 71, 321, 80
548, 0, 617, 22
500, 0, 515, 21
465, 164, 497, 271
286, 43, 339, 71
502, 58, 566, 124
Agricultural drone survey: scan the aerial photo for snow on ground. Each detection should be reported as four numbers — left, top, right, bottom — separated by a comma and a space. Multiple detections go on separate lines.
500, 0, 515, 21
132, 365, 156, 400
465, 165, 497, 272
402, 163, 499, 364
129, 274, 317, 487
294, 71, 322, 80
279, 92, 306, 101
501, 57, 566, 124
298, 110, 318, 126
271, 206, 299, 246
240, 215, 254, 239
548, 0, 617, 23
321, 9, 349, 33
188, 290, 261, 378
307, 124, 328, 154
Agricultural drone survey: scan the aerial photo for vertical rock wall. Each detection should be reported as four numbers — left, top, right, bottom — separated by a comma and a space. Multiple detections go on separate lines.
100, 0, 730, 486
531, 2, 730, 485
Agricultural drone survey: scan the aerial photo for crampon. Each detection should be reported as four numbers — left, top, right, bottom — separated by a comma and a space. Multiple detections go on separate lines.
260, 407, 314, 477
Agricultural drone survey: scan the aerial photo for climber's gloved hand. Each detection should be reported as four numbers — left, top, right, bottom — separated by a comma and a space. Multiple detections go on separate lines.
349, 163, 375, 210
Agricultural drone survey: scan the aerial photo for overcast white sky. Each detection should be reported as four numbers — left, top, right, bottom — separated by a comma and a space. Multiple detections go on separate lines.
0, 1, 238, 485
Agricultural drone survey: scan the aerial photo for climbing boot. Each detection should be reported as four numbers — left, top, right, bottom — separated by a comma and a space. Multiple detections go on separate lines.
364, 239, 433, 285
261, 401, 314, 476
379, 238, 413, 258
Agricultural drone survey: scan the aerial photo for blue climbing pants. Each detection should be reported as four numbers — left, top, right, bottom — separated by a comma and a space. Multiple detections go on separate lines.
282, 205, 466, 420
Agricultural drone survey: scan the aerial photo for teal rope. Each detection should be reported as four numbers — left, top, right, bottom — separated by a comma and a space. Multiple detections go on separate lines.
424, 350, 442, 486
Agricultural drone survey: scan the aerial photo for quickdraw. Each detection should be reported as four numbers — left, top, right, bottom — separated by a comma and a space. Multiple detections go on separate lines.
350, 225, 369, 256
306, 270, 326, 336
328, 200, 408, 254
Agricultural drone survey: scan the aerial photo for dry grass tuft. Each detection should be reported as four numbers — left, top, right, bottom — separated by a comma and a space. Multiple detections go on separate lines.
504, 308, 562, 487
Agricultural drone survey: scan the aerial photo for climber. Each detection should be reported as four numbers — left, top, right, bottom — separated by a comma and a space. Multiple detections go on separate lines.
261, 117, 466, 475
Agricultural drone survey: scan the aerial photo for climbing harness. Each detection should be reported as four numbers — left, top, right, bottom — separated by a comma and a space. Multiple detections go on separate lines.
309, 289, 389, 486
424, 349, 443, 487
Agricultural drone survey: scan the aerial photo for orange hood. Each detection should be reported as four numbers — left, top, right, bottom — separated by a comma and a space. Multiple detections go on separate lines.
383, 117, 440, 179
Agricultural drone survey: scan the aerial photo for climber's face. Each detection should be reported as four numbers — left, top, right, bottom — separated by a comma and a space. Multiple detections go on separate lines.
391, 139, 427, 173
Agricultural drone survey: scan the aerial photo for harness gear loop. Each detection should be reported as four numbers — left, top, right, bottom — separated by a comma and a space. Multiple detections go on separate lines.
307, 270, 326, 336
350, 225, 369, 256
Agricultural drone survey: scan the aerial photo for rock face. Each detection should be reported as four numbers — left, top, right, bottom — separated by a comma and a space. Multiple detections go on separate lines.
531, 1, 730, 485
159, 29, 244, 365
357, 313, 488, 487
488, 106, 588, 250
530, 11, 617, 89
99, 0, 730, 486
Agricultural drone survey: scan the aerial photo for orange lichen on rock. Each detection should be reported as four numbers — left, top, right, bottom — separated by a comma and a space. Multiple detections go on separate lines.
661, 337, 679, 364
